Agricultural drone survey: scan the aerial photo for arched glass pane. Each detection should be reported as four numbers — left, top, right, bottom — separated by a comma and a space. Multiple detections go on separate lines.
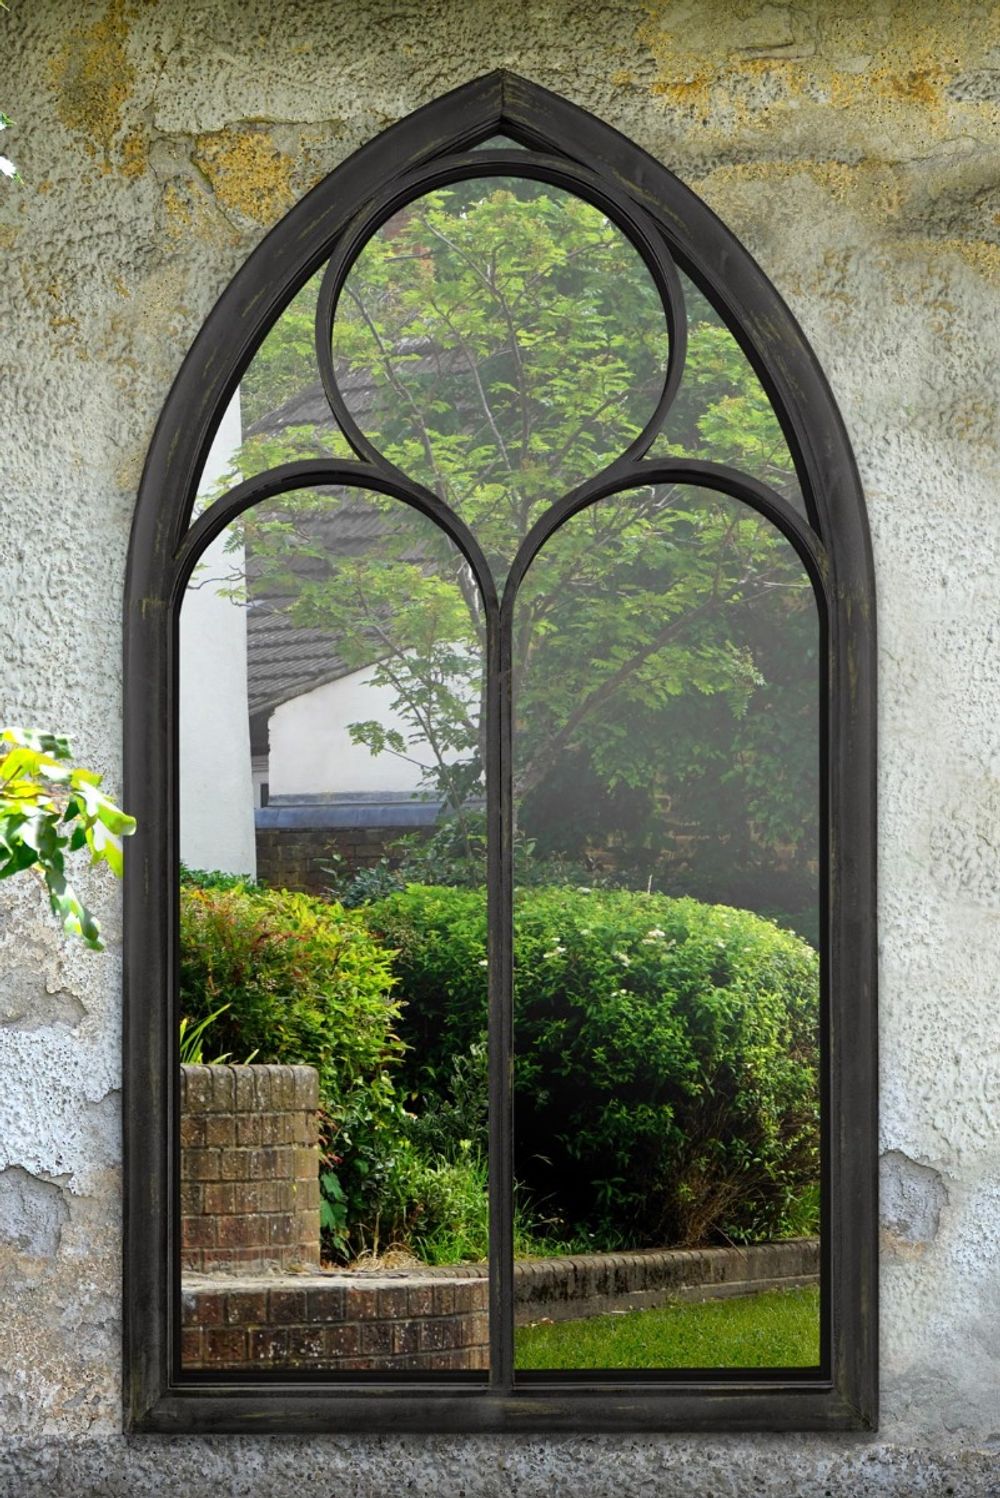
191, 271, 354, 518
510, 485, 820, 1373
178, 488, 489, 1377
331, 176, 672, 575
651, 274, 806, 519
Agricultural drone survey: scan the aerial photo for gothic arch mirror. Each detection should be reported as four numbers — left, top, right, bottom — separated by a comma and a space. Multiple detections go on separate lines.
125, 71, 876, 1432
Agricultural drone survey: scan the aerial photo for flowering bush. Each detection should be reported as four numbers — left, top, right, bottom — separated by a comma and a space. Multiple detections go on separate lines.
367, 884, 820, 1248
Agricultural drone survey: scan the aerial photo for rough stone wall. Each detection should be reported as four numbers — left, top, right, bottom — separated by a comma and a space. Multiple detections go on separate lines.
0, 1, 998, 1492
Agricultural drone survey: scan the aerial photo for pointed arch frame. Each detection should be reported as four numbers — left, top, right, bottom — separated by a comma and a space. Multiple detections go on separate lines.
124, 70, 876, 1433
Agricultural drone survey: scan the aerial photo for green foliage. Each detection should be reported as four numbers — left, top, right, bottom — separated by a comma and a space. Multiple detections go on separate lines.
321, 852, 405, 908
178, 884, 405, 1253
367, 884, 820, 1249
213, 182, 816, 928
0, 726, 136, 949
404, 1036, 488, 1165
176, 1003, 259, 1065
179, 861, 263, 892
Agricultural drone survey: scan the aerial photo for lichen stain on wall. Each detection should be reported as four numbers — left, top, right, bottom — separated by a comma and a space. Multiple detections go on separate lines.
48, 0, 147, 177
637, 0, 999, 146
192, 126, 295, 226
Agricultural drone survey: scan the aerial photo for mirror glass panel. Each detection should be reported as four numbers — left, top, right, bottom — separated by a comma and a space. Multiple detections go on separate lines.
178, 481, 489, 1376
331, 176, 671, 576
511, 485, 820, 1372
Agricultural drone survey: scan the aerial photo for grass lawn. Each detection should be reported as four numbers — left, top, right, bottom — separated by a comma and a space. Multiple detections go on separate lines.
515, 1284, 820, 1370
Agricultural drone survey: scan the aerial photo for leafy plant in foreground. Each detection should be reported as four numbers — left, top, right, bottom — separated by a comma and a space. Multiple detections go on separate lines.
0, 726, 136, 949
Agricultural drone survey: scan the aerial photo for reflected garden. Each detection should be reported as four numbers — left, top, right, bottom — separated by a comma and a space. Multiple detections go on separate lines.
176, 169, 821, 1377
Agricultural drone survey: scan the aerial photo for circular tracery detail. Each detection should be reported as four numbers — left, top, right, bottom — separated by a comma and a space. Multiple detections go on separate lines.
314, 151, 688, 573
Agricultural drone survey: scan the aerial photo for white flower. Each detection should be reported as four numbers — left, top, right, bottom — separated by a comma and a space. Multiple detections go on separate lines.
646, 927, 666, 939
543, 944, 566, 959
0, 156, 17, 179
576, 885, 592, 894
613, 951, 631, 966
478, 958, 488, 967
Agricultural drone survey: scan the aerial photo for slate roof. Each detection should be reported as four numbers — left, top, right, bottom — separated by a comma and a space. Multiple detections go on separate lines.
244, 345, 473, 734
245, 492, 422, 722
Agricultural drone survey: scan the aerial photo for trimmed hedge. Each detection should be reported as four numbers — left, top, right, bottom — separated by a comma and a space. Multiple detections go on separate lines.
367, 885, 819, 1248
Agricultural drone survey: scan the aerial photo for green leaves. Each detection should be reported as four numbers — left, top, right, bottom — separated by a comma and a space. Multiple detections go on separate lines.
217, 179, 815, 913
369, 884, 819, 1249
0, 725, 136, 950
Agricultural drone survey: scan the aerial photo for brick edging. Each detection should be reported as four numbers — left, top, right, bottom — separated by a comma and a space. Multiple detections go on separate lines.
510, 1237, 819, 1323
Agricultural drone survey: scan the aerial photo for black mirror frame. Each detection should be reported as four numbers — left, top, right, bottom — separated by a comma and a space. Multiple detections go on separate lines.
124, 69, 877, 1434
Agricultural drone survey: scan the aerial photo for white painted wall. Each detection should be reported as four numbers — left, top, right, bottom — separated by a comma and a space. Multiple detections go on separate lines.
269, 663, 437, 797
178, 394, 256, 875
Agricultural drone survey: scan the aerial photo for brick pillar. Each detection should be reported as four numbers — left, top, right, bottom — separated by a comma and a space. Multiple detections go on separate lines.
180, 1064, 321, 1273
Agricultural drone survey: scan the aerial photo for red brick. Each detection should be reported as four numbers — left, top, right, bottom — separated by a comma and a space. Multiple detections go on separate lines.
225, 1291, 268, 1326
181, 1215, 217, 1249
360, 1321, 393, 1356
306, 1287, 346, 1323
181, 1067, 212, 1111
236, 1114, 262, 1148
287, 1325, 327, 1362
181, 1147, 220, 1181
392, 1321, 420, 1355
407, 1286, 434, 1318
458, 1312, 489, 1348
204, 1327, 246, 1364
209, 1067, 236, 1112
432, 1284, 455, 1316
181, 1291, 209, 1327
294, 1146, 318, 1181
269, 1289, 307, 1324
216, 1214, 264, 1249
231, 1181, 264, 1215
250, 1327, 288, 1363
420, 1317, 461, 1352
326, 1323, 360, 1357
180, 1328, 204, 1366
425, 1349, 470, 1371
348, 1286, 380, 1320
180, 1115, 205, 1148
202, 1181, 236, 1216
377, 1287, 409, 1320
179, 1182, 203, 1215
204, 1113, 235, 1148
233, 1068, 257, 1111
268, 1213, 296, 1246
218, 1147, 247, 1182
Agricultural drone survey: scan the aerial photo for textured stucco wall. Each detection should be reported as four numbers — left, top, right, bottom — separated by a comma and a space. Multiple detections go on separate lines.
1, 1, 998, 1492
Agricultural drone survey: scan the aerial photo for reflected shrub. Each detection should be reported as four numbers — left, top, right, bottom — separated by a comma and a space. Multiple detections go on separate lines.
367, 885, 820, 1249
179, 885, 405, 1254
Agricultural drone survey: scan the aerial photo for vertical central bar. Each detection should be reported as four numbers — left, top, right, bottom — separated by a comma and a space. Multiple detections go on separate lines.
487, 604, 514, 1389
